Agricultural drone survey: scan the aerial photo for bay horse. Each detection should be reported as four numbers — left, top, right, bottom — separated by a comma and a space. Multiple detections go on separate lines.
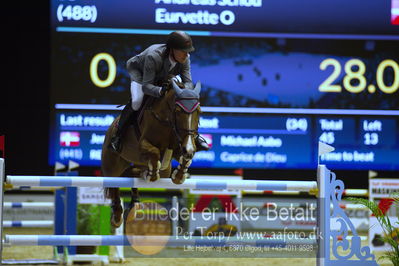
101, 80, 201, 227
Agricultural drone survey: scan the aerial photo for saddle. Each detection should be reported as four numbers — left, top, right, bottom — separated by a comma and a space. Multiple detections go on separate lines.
132, 96, 152, 140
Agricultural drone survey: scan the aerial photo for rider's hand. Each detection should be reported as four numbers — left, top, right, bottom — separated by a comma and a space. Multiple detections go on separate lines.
159, 86, 168, 97
162, 80, 171, 89
172, 75, 182, 84
171, 76, 184, 88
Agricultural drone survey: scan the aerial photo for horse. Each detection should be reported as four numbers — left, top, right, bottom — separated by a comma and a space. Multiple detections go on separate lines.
101, 80, 202, 227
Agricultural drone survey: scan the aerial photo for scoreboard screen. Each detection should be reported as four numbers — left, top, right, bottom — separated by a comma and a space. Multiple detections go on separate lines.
50, 0, 399, 170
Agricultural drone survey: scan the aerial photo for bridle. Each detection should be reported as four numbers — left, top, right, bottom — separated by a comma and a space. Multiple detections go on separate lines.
150, 97, 199, 151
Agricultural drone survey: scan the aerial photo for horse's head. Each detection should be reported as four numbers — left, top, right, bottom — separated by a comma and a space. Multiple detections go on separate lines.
171, 79, 201, 160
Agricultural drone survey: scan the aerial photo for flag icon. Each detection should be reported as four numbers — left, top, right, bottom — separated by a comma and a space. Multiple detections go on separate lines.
60, 132, 80, 147
392, 0, 399, 25
318, 141, 335, 157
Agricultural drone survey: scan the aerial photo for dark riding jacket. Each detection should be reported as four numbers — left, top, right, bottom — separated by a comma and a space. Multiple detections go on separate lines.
126, 44, 193, 98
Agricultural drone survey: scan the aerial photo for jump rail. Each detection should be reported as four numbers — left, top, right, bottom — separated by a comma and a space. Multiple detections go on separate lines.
3, 234, 366, 245
243, 189, 368, 197
4, 202, 54, 209
3, 221, 53, 228
4, 235, 316, 247
6, 176, 317, 192
246, 202, 368, 210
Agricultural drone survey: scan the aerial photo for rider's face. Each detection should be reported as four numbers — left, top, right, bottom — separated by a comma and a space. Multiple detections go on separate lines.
172, 49, 189, 64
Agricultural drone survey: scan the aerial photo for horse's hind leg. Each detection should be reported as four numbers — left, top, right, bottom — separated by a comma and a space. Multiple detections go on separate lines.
119, 168, 141, 232
102, 151, 129, 228
105, 188, 123, 228
121, 167, 141, 208
130, 188, 140, 205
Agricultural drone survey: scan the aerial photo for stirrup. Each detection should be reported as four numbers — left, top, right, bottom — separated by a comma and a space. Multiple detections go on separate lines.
110, 136, 122, 153
196, 135, 210, 151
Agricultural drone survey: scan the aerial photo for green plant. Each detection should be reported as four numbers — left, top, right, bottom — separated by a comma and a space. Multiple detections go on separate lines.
347, 196, 399, 265
77, 204, 101, 235
77, 204, 101, 254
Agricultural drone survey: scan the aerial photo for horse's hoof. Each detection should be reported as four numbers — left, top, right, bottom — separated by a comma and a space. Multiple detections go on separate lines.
111, 216, 123, 228
144, 161, 161, 182
142, 170, 150, 182
171, 170, 188, 184
142, 170, 160, 182
146, 171, 160, 182
150, 172, 160, 182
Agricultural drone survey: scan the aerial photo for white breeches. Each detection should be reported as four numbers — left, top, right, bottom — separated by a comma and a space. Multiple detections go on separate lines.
130, 81, 144, 111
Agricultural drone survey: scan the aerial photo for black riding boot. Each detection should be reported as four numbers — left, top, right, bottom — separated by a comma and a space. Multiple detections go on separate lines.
110, 103, 134, 153
195, 134, 210, 151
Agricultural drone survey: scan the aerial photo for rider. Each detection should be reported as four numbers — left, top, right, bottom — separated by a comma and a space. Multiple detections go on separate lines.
110, 31, 210, 153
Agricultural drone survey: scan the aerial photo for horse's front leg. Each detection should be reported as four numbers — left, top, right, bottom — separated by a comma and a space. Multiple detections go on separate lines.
139, 138, 161, 182
171, 155, 192, 184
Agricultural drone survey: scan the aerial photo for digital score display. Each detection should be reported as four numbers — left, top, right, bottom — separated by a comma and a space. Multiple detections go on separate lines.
50, 0, 399, 170
50, 108, 399, 170
316, 117, 398, 169
51, 34, 399, 110
51, 0, 399, 35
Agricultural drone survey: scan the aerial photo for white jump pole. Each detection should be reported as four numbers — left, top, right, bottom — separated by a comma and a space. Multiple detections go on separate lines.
4, 202, 54, 209
172, 196, 178, 237
246, 202, 367, 210
4, 235, 316, 247
243, 188, 368, 197
317, 164, 328, 266
3, 221, 54, 228
6, 176, 317, 192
